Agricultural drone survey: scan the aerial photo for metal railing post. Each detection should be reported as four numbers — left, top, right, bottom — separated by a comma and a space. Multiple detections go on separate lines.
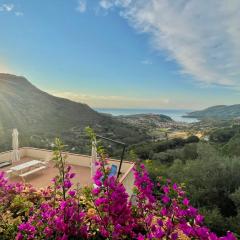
96, 135, 126, 179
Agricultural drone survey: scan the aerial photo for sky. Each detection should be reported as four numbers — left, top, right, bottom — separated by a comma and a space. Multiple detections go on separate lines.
0, 0, 240, 110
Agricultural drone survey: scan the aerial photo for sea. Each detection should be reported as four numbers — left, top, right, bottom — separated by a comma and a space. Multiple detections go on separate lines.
95, 108, 198, 123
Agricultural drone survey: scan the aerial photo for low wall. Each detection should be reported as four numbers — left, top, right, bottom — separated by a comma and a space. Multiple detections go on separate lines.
20, 148, 134, 173
0, 149, 25, 163
0, 147, 135, 195
120, 163, 135, 197
0, 151, 12, 163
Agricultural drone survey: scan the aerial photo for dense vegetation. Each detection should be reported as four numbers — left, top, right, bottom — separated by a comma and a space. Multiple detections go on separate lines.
134, 125, 240, 237
130, 135, 199, 164
0, 138, 236, 239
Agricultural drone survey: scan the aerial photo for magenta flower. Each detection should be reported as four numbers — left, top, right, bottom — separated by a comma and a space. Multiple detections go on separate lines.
69, 173, 75, 179
183, 198, 190, 206
92, 187, 101, 195
137, 233, 145, 240
16, 233, 24, 240
162, 195, 170, 204
195, 214, 204, 225
68, 190, 76, 197
63, 179, 72, 189
163, 185, 170, 194
0, 155, 237, 240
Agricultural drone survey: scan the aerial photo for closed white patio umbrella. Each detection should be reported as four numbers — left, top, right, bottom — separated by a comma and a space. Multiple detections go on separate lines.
91, 140, 97, 180
12, 128, 20, 162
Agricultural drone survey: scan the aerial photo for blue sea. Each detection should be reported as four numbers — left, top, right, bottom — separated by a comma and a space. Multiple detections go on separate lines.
95, 108, 198, 123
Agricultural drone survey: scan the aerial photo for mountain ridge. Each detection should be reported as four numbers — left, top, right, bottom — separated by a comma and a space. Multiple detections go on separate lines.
185, 104, 240, 119
0, 73, 103, 132
0, 73, 148, 151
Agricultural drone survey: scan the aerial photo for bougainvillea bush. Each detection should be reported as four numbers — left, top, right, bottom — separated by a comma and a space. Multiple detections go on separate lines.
0, 138, 237, 239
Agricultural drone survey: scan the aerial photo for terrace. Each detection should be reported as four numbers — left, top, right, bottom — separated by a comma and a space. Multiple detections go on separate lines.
0, 147, 135, 196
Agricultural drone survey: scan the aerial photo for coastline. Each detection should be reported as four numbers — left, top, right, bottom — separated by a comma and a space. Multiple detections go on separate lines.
95, 108, 198, 123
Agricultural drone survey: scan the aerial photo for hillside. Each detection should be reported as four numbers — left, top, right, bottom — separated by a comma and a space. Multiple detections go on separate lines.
116, 114, 173, 128
0, 73, 148, 152
184, 104, 240, 119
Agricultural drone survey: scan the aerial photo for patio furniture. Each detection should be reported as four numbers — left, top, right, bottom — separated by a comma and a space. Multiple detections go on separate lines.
5, 169, 13, 178
93, 164, 118, 188
10, 160, 46, 180
19, 166, 46, 178
40, 158, 51, 167
12, 129, 20, 162
0, 161, 11, 168
109, 164, 117, 177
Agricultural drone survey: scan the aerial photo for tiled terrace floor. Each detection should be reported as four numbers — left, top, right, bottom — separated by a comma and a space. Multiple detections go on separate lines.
1, 157, 92, 188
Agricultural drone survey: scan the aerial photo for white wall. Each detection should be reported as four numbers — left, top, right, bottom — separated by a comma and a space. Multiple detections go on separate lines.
0, 147, 135, 195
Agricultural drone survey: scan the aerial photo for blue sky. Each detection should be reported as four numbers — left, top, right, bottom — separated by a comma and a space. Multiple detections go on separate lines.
0, 0, 240, 110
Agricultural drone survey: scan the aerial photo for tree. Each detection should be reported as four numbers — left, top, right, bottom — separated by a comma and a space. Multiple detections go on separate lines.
210, 128, 236, 143
223, 133, 240, 157
182, 143, 198, 161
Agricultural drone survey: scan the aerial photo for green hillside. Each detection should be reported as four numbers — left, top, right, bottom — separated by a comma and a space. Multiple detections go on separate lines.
185, 104, 240, 120
0, 73, 148, 152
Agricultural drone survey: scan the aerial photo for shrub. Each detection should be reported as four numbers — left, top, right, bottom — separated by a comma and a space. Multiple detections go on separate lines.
0, 138, 237, 239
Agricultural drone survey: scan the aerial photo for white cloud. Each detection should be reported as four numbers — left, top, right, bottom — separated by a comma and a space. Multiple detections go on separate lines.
15, 11, 23, 16
76, 0, 87, 13
141, 59, 152, 65
0, 3, 14, 12
100, 0, 131, 9
49, 90, 172, 108
99, 0, 240, 87
0, 3, 23, 16
99, 0, 114, 9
